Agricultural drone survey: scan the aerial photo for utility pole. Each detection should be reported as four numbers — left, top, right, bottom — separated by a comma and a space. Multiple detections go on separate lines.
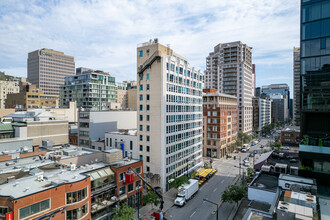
203, 199, 219, 220
239, 156, 241, 176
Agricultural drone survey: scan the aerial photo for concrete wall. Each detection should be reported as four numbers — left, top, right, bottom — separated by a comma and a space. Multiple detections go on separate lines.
127, 88, 137, 110
0, 109, 15, 119
248, 187, 276, 205
60, 151, 104, 167
47, 102, 78, 123
26, 120, 68, 146
105, 133, 137, 159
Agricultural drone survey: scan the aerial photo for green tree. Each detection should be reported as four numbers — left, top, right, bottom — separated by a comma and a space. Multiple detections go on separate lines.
221, 185, 247, 206
189, 170, 198, 179
247, 167, 254, 178
301, 135, 309, 145
274, 141, 282, 150
112, 203, 135, 220
169, 175, 190, 189
143, 191, 161, 208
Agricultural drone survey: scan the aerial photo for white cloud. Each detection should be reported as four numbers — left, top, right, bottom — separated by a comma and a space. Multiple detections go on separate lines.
0, 0, 299, 88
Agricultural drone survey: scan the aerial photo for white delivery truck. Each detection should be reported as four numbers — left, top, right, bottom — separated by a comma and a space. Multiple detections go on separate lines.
174, 179, 199, 207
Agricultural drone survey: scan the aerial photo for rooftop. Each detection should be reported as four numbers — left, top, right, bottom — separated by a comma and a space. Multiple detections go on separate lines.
0, 162, 107, 199
279, 174, 316, 186
109, 158, 140, 168
203, 92, 237, 99
106, 129, 137, 136
250, 173, 278, 192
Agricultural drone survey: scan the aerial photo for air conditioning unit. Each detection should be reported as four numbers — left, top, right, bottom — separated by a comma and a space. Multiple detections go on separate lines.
70, 164, 76, 171
37, 175, 44, 182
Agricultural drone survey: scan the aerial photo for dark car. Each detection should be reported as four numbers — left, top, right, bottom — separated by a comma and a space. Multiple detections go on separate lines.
249, 153, 255, 157
260, 145, 264, 149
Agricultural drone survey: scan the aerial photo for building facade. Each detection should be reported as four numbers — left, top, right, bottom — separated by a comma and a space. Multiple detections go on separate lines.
205, 41, 253, 134
293, 47, 301, 126
116, 82, 128, 109
78, 110, 137, 148
137, 39, 203, 192
253, 97, 272, 133
252, 64, 256, 97
281, 127, 300, 146
299, 0, 330, 187
105, 129, 137, 159
6, 83, 58, 109
270, 94, 289, 123
60, 69, 116, 111
203, 89, 238, 159
0, 80, 19, 109
27, 48, 75, 95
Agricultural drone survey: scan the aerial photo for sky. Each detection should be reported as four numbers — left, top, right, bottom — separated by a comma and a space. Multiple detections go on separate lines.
0, 0, 300, 96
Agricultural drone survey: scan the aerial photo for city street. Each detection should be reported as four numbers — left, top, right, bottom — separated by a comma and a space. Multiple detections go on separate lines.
165, 137, 272, 220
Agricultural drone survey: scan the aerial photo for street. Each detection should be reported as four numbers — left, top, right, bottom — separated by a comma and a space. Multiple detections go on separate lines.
164, 137, 272, 220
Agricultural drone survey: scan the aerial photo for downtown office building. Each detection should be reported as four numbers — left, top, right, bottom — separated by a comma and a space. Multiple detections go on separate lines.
27, 48, 75, 95
205, 41, 253, 134
137, 39, 203, 192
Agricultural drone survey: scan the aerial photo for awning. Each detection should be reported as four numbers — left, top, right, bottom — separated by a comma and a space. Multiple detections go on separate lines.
88, 167, 114, 181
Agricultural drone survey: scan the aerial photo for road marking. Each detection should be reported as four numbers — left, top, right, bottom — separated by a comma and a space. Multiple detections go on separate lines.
213, 188, 217, 192
221, 180, 224, 183
190, 211, 196, 218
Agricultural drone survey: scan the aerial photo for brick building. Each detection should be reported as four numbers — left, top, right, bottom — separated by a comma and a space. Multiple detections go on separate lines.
203, 89, 238, 158
281, 127, 300, 146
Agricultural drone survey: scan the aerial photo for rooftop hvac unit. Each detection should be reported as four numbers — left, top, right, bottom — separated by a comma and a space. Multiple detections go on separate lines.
37, 175, 44, 182
70, 164, 76, 171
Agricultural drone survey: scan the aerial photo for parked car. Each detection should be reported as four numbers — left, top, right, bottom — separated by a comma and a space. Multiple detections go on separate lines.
281, 147, 290, 150
260, 145, 264, 149
254, 150, 257, 154
249, 153, 255, 157
241, 148, 247, 152
243, 161, 250, 167
243, 157, 249, 162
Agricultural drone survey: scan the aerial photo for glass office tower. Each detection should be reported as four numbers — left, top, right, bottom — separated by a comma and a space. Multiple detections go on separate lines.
300, 0, 330, 188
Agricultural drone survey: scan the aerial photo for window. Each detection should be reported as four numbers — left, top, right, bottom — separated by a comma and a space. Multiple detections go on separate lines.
146, 156, 150, 162
139, 95, 143, 101
19, 199, 50, 219
146, 115, 150, 121
147, 146, 150, 152
146, 136, 150, 141
0, 207, 8, 216
139, 50, 143, 57
139, 135, 143, 141
146, 74, 150, 80
139, 145, 143, 151
128, 183, 134, 192
140, 85, 143, 91
139, 105, 143, 111
66, 187, 88, 204
66, 203, 88, 220
139, 125, 143, 131
130, 141, 133, 150
146, 166, 150, 172
136, 167, 142, 174
119, 172, 125, 181
146, 84, 150, 90
146, 125, 150, 131
146, 105, 150, 111
136, 180, 142, 188
139, 115, 143, 121
146, 94, 150, 101
140, 155, 143, 160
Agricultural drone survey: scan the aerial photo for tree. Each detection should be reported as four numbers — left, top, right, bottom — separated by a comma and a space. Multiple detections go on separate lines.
274, 141, 282, 150
189, 169, 198, 179
247, 167, 254, 178
112, 203, 135, 220
221, 185, 247, 206
169, 175, 190, 189
143, 191, 161, 208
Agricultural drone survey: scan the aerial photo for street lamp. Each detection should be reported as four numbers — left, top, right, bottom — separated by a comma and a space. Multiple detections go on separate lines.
203, 199, 219, 220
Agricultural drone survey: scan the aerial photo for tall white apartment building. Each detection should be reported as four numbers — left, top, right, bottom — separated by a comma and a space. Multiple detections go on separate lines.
253, 97, 272, 132
137, 39, 203, 192
205, 41, 253, 134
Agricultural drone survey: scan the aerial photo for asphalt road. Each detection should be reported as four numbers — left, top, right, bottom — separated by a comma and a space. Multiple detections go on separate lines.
165, 137, 273, 220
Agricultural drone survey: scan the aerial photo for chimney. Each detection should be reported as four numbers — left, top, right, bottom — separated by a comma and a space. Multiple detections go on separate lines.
33, 145, 39, 152
7, 176, 15, 183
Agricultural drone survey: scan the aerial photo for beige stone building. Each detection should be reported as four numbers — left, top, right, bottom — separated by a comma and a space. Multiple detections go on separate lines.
116, 82, 128, 109
137, 39, 203, 192
27, 48, 75, 95
6, 82, 58, 109
0, 80, 20, 109
203, 89, 238, 159
5, 109, 68, 146
127, 88, 137, 110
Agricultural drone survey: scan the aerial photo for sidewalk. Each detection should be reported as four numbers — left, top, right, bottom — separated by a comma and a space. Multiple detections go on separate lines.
134, 187, 177, 219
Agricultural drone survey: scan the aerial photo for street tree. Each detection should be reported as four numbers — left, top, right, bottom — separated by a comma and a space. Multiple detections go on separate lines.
143, 191, 161, 208
221, 185, 247, 206
169, 175, 190, 189
112, 203, 135, 220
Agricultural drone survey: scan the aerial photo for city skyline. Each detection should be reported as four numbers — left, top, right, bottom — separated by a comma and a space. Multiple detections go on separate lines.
0, 1, 299, 94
